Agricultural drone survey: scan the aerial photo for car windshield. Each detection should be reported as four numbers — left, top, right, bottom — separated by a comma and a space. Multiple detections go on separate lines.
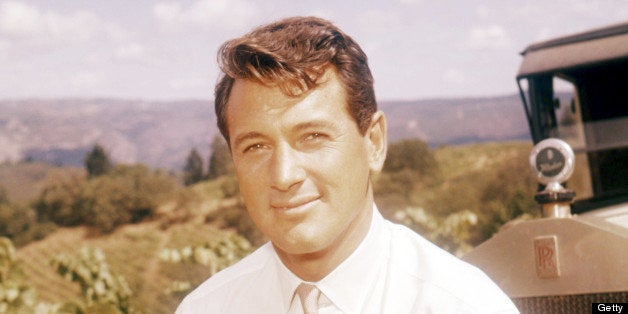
518, 60, 628, 210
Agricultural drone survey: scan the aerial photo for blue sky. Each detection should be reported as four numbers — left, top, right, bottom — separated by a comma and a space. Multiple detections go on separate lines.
1, 0, 627, 101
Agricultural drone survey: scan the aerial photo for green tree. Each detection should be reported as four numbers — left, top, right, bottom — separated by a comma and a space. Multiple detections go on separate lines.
383, 138, 440, 179
1, 184, 57, 247
78, 164, 176, 233
0, 203, 36, 242
0, 186, 8, 204
33, 168, 86, 226
34, 164, 175, 233
375, 139, 441, 200
183, 148, 204, 186
84, 144, 112, 178
476, 156, 538, 243
207, 136, 234, 179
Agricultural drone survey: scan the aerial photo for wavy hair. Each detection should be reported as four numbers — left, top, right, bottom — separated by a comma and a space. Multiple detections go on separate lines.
214, 16, 377, 142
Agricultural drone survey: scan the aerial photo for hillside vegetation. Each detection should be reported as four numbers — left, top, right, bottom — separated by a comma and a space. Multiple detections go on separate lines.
0, 162, 57, 205
1, 140, 538, 313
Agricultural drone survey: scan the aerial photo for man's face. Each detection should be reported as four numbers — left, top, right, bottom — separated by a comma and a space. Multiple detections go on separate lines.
226, 69, 383, 258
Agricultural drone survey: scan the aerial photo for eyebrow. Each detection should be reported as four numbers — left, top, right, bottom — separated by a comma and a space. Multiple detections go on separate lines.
232, 120, 341, 149
291, 120, 340, 133
233, 131, 266, 149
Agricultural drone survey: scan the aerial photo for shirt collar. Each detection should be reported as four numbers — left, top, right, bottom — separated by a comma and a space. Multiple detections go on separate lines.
317, 205, 385, 313
274, 205, 386, 313
274, 250, 302, 312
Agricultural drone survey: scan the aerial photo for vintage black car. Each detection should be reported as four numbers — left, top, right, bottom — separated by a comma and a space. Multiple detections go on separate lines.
464, 22, 628, 313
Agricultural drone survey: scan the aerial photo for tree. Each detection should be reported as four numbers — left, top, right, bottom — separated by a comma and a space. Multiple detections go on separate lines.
375, 139, 441, 199
0, 186, 8, 204
0, 203, 36, 244
383, 138, 440, 178
183, 148, 204, 186
207, 135, 234, 179
78, 164, 177, 233
84, 144, 112, 178
32, 168, 86, 226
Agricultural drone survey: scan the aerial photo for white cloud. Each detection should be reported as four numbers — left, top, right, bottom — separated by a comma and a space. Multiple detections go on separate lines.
0, 38, 8, 56
442, 68, 466, 84
306, 9, 336, 21
475, 5, 490, 20
69, 71, 103, 92
533, 27, 554, 42
398, 0, 423, 5
47, 11, 104, 42
153, 2, 177, 21
0, 1, 45, 39
356, 10, 399, 29
464, 25, 513, 50
114, 43, 146, 61
0, 1, 129, 47
169, 77, 209, 91
571, 0, 602, 15
153, 0, 259, 32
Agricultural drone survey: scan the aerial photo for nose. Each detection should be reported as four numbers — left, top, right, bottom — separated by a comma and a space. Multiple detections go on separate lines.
270, 144, 306, 191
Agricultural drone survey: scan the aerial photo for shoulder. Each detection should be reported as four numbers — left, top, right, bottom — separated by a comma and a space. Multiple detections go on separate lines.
385, 221, 518, 313
175, 243, 274, 313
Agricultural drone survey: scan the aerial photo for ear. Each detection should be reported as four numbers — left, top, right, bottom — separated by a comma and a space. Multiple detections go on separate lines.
366, 111, 387, 173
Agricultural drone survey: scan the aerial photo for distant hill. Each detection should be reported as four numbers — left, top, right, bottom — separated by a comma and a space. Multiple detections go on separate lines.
381, 95, 530, 145
1, 99, 215, 170
0, 95, 530, 169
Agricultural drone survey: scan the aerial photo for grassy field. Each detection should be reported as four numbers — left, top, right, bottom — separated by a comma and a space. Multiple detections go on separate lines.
16, 220, 241, 313
11, 140, 536, 313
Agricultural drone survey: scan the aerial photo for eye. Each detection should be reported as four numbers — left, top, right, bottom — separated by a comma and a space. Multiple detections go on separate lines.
299, 132, 330, 150
243, 143, 265, 153
304, 132, 326, 141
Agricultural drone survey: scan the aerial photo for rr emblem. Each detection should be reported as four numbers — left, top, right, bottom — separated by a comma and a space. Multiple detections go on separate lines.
534, 235, 560, 279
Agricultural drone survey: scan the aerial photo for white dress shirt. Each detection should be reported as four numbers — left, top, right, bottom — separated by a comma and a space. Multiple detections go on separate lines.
176, 206, 519, 313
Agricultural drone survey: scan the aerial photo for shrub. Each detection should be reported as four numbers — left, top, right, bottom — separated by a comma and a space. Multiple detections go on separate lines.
33, 168, 86, 226
219, 175, 240, 198
391, 207, 478, 256
0, 186, 8, 204
383, 139, 441, 182
159, 233, 252, 295
374, 168, 420, 198
474, 155, 538, 244
79, 165, 177, 233
34, 164, 176, 233
0, 203, 36, 240
375, 139, 442, 202
0, 237, 36, 313
51, 247, 138, 313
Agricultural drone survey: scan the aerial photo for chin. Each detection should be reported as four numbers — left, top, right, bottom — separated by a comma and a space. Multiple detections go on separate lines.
275, 233, 329, 255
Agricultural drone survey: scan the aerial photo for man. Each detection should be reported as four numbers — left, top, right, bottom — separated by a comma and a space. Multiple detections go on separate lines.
177, 16, 518, 313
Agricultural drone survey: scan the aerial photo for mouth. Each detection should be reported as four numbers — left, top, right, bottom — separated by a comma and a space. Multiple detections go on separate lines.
270, 195, 320, 212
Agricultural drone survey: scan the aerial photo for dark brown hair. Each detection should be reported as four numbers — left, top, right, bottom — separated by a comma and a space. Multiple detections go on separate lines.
215, 16, 377, 142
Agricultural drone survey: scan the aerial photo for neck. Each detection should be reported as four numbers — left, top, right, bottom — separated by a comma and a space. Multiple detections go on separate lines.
275, 196, 374, 282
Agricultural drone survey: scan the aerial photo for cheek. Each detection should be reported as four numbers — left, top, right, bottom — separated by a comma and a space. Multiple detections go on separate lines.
234, 161, 268, 206
310, 145, 370, 191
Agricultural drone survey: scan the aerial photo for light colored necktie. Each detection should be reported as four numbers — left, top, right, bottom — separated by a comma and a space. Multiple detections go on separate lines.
296, 283, 320, 314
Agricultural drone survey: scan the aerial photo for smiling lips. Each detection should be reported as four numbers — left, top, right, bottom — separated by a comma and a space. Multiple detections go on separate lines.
270, 195, 320, 211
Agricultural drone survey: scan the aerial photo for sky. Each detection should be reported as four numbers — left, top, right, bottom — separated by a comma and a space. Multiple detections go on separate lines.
1, 0, 627, 102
